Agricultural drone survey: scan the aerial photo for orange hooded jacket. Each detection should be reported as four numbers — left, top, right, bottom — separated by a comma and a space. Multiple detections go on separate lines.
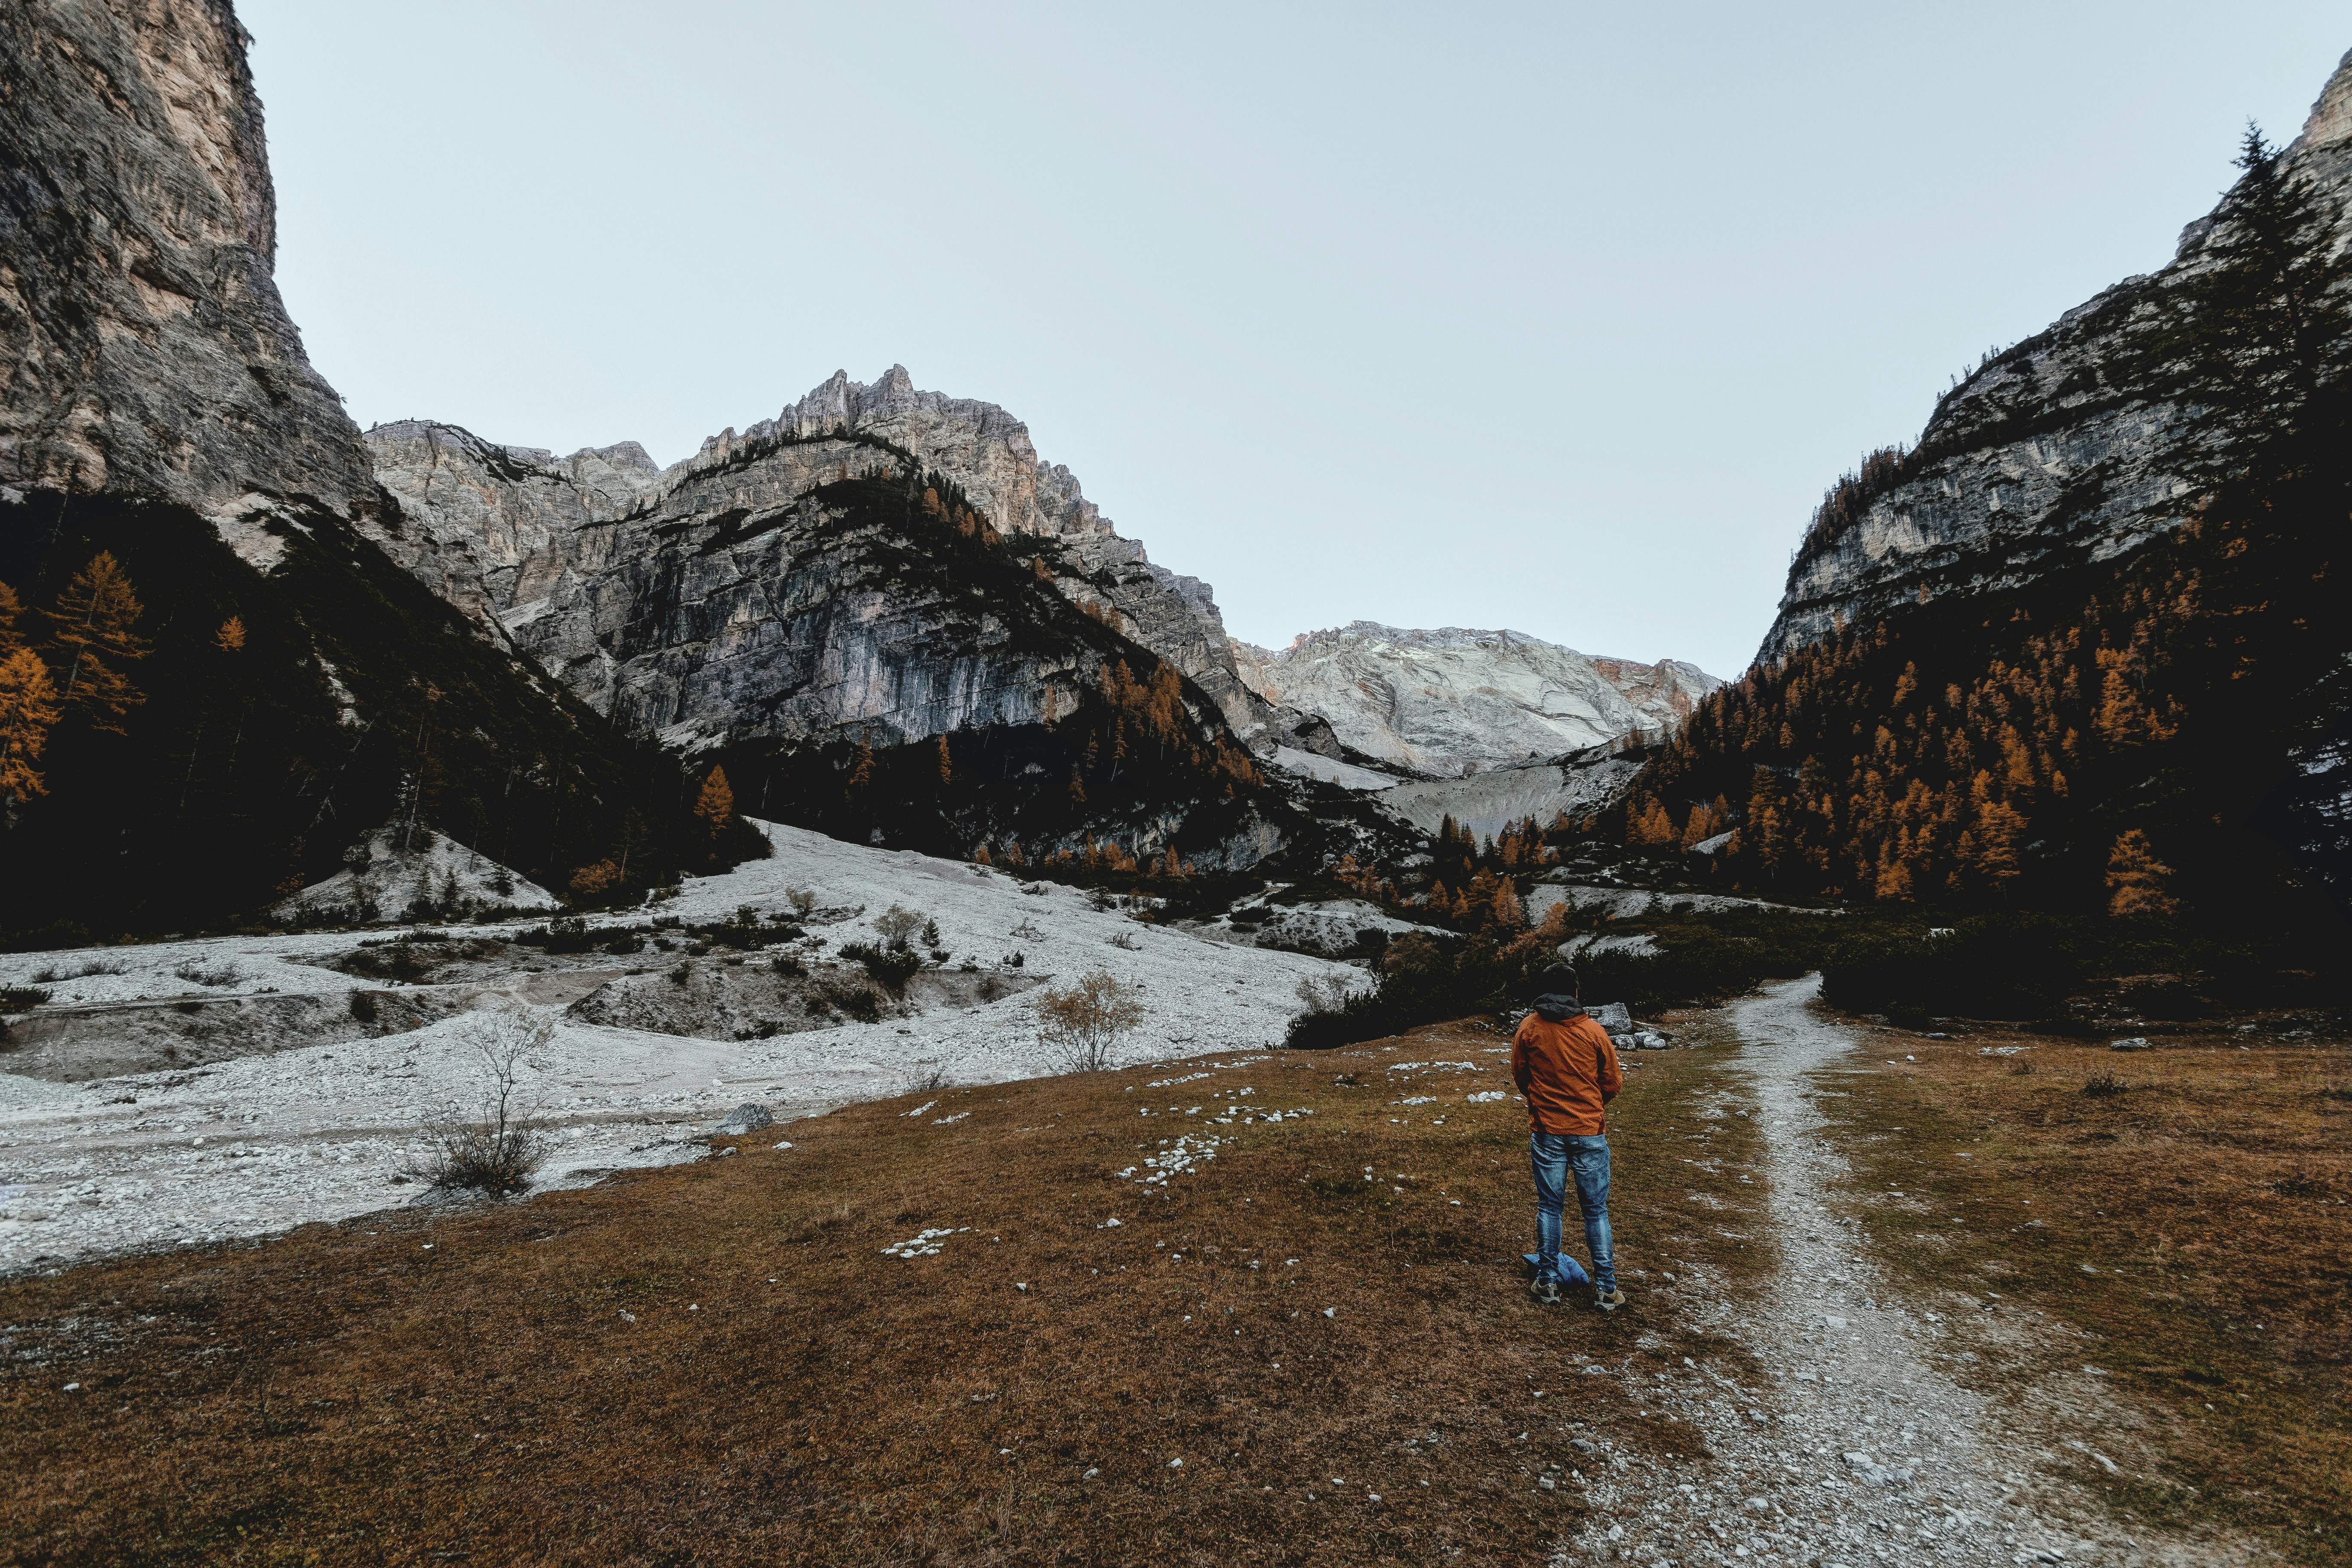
1510, 1008, 1623, 1136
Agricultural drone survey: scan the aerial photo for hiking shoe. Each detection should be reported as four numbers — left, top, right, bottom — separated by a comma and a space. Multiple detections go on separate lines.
1528, 1275, 1563, 1306
1592, 1286, 1627, 1312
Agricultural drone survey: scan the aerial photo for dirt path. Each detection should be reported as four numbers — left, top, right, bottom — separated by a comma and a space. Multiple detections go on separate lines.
1558, 975, 2265, 1568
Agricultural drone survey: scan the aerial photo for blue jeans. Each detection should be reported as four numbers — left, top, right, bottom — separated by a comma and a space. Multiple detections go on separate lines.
1531, 1130, 1615, 1291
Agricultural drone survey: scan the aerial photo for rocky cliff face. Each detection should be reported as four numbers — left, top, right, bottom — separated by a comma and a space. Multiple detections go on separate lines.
1759, 47, 2352, 663
0, 0, 376, 517
362, 369, 1277, 760
0, 3, 766, 929
1229, 622, 1720, 777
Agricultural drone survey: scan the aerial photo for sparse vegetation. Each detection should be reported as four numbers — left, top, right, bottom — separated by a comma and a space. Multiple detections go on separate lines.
1819, 1015, 2351, 1562
402, 1010, 551, 1195
899, 1062, 953, 1095
31, 957, 125, 983
1035, 968, 1145, 1071
0, 985, 49, 1011
873, 904, 924, 950
839, 941, 921, 994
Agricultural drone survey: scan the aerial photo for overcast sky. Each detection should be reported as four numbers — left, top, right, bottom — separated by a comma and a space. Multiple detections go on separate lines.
241, 2, 2348, 679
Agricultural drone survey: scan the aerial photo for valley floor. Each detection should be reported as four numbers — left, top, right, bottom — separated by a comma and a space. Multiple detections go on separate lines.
0, 822, 1355, 1276
5, 974, 2328, 1565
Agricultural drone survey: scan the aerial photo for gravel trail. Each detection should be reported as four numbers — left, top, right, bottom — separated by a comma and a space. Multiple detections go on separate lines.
1559, 975, 2267, 1568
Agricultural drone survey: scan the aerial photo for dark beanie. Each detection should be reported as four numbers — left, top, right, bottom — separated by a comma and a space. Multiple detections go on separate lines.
1538, 964, 1577, 995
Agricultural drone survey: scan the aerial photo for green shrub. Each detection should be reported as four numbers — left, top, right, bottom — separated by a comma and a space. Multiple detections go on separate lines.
840, 941, 922, 994
0, 986, 51, 1011
1820, 913, 2099, 1020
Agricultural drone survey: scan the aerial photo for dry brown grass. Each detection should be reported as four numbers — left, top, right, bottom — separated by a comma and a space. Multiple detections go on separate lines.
0, 1022, 1767, 1566
1814, 1017, 2351, 1565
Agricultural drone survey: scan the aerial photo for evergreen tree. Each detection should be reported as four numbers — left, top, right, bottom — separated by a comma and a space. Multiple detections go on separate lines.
2159, 126, 2352, 503
2105, 829, 2180, 918
41, 551, 150, 732
1489, 876, 1528, 931
0, 647, 62, 804
694, 766, 735, 844
0, 582, 26, 657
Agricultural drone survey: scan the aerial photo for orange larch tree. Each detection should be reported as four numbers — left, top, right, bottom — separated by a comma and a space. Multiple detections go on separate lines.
41, 551, 150, 732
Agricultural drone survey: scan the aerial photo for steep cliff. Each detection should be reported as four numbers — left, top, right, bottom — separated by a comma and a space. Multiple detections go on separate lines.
0, 0, 376, 515
1758, 47, 2352, 663
363, 369, 1274, 750
1229, 621, 1719, 777
0, 1, 756, 933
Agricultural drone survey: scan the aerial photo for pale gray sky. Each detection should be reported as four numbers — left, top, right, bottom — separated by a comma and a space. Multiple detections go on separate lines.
241, 2, 2348, 679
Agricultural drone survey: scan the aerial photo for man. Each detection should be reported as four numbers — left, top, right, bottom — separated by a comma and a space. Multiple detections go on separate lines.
1510, 964, 1626, 1310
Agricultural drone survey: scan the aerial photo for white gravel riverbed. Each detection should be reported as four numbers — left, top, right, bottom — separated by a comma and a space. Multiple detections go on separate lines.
0, 821, 1357, 1276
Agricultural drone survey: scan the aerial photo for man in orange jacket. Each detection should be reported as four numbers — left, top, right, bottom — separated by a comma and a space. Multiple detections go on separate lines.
1510, 964, 1626, 1309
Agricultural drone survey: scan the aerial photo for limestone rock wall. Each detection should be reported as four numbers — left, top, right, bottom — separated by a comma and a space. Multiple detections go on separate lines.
0, 0, 377, 515
1758, 47, 2352, 663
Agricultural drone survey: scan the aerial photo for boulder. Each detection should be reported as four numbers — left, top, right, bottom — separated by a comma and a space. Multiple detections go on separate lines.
1586, 1002, 1632, 1034
712, 1103, 775, 1136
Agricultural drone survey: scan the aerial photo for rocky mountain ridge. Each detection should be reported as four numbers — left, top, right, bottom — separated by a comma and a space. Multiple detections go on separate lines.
362, 369, 1273, 757
1231, 621, 1719, 778
1758, 46, 2352, 663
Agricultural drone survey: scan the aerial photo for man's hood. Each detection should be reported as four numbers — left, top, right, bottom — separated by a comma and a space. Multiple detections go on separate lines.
1531, 992, 1582, 1023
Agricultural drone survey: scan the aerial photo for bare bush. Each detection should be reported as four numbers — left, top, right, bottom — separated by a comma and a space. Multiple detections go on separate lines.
406, 1008, 553, 1195
1295, 973, 1365, 1012
784, 887, 818, 916
173, 959, 243, 988
1037, 969, 1146, 1073
900, 1061, 954, 1095
33, 958, 126, 983
873, 904, 925, 951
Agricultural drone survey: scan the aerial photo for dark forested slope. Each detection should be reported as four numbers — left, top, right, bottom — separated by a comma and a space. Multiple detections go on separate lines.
1625, 129, 2352, 929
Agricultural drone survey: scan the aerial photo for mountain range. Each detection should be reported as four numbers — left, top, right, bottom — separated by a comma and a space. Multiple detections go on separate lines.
3, 0, 2348, 933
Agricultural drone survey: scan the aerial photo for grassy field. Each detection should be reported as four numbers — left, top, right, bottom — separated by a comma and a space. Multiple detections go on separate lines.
1810, 1014, 2350, 1565
1, 1019, 1767, 1567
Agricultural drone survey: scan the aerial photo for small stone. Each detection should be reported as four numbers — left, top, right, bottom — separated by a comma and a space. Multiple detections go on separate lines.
2109, 1038, 2151, 1051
